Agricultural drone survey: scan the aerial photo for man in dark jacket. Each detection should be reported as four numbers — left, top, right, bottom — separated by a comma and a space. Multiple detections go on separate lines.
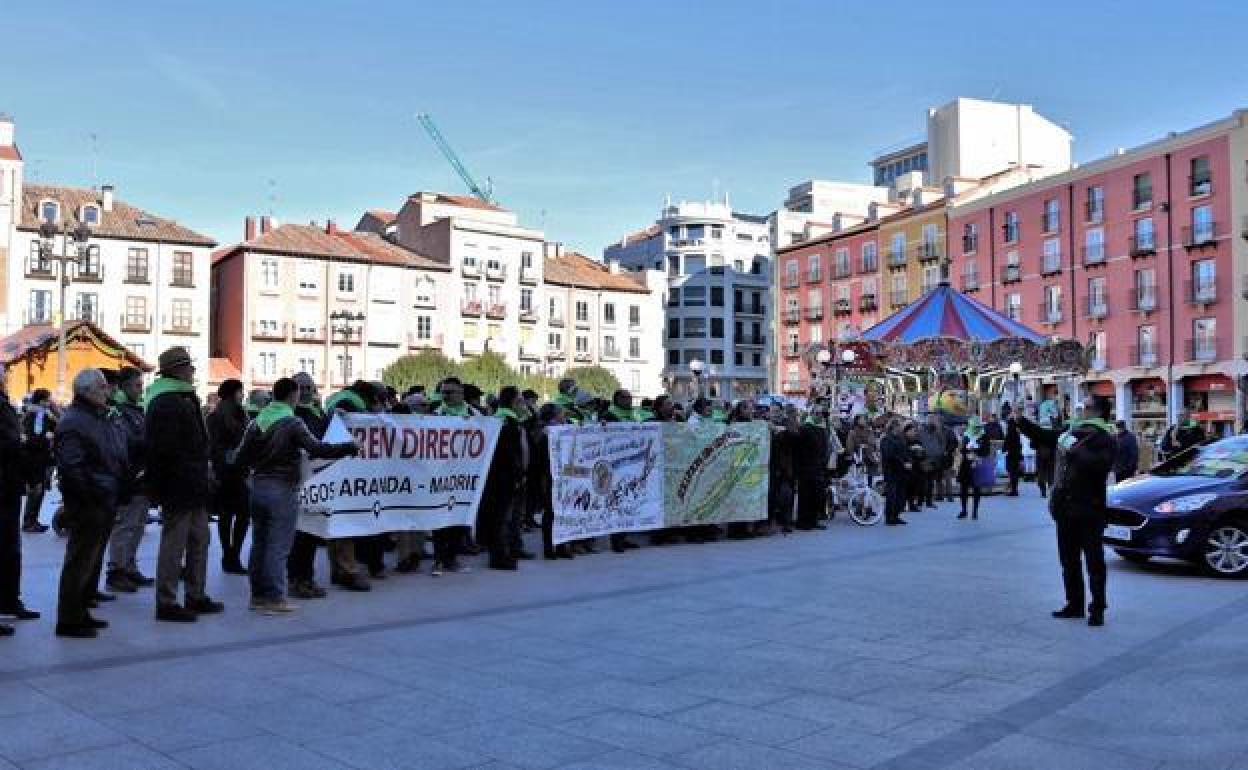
480, 386, 529, 570
207, 379, 249, 575
20, 388, 55, 533
1113, 421, 1139, 482
795, 407, 830, 531
1001, 403, 1024, 496
105, 367, 152, 593
0, 365, 37, 634
145, 347, 222, 622
287, 373, 331, 598
768, 405, 800, 533
880, 418, 910, 526
1160, 410, 1207, 460
1015, 395, 1118, 627
235, 377, 358, 614
54, 369, 129, 638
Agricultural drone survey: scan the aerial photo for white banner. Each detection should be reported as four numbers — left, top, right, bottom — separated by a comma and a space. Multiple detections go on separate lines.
548, 423, 664, 545
298, 414, 500, 538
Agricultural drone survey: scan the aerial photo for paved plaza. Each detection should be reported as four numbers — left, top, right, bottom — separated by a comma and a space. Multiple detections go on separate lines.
1, 487, 1246, 769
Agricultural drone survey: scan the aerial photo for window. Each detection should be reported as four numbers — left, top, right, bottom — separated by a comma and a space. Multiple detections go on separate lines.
710, 286, 724, 307
687, 224, 704, 241
1132, 173, 1153, 209
668, 254, 681, 276
962, 223, 978, 254
667, 288, 680, 307
711, 318, 724, 338
81, 204, 100, 226
27, 242, 50, 274
1088, 277, 1107, 315
1193, 318, 1216, 360
38, 200, 59, 224
629, 305, 640, 326
1138, 326, 1156, 363
487, 324, 502, 343
1005, 293, 1021, 321
260, 259, 279, 290
862, 241, 878, 271
125, 296, 147, 328
548, 297, 560, 318
463, 322, 479, 339
684, 318, 707, 338
257, 352, 277, 378
710, 225, 722, 240
520, 288, 533, 313
890, 232, 906, 261
463, 255, 478, 272
575, 300, 589, 322
297, 356, 317, 374
1084, 229, 1105, 264
74, 292, 98, 323
785, 260, 798, 284
463, 282, 478, 300
683, 286, 706, 306
711, 350, 724, 365
806, 288, 822, 310
834, 248, 850, 277
28, 290, 52, 323
337, 271, 355, 294
1190, 155, 1211, 196
414, 276, 434, 306
786, 331, 799, 353
171, 251, 194, 286
921, 223, 939, 247
1090, 331, 1106, 366
629, 337, 640, 358
734, 351, 743, 366
806, 253, 821, 280
1191, 205, 1214, 245
667, 319, 680, 339
668, 349, 680, 365
1133, 218, 1155, 254
575, 336, 589, 353
921, 265, 940, 292
1134, 268, 1157, 311
1192, 259, 1216, 301
486, 258, 502, 276
603, 303, 615, 325
521, 251, 533, 269
171, 298, 192, 330
416, 316, 432, 340
809, 326, 822, 344
733, 259, 744, 272
603, 335, 617, 355
335, 354, 355, 381
1042, 238, 1061, 274
1086, 186, 1104, 223
488, 284, 502, 306
548, 332, 562, 349
684, 254, 705, 274
752, 353, 762, 368
1003, 211, 1019, 242
1043, 199, 1060, 232
683, 349, 704, 364
1044, 286, 1062, 321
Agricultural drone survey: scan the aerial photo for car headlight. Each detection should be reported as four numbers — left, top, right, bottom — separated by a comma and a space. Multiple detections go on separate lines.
1154, 493, 1218, 513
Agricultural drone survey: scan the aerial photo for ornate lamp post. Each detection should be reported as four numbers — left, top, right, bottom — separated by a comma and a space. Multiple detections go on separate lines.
689, 358, 705, 399
329, 310, 365, 387
37, 219, 92, 400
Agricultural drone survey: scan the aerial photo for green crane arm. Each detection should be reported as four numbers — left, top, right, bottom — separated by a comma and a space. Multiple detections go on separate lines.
416, 113, 492, 203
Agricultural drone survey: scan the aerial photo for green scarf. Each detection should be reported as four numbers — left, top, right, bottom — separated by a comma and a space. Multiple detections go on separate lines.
494, 407, 520, 422
256, 402, 295, 433
1068, 417, 1113, 435
300, 400, 324, 419
712, 409, 729, 423
637, 409, 656, 422
803, 415, 824, 427
964, 417, 984, 440
554, 393, 576, 408
142, 376, 195, 409
325, 390, 367, 412
608, 405, 638, 422
112, 390, 141, 411
436, 402, 470, 417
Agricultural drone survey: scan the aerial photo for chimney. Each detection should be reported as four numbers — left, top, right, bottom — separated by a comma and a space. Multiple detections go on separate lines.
101, 184, 114, 212
608, 259, 621, 274
244, 216, 257, 241
259, 215, 272, 234
325, 219, 338, 235
0, 114, 13, 147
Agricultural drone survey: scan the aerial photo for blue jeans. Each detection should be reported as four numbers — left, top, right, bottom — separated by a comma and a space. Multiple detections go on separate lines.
248, 478, 299, 602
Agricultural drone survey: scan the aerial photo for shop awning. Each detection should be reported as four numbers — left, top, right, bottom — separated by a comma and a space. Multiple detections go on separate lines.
1184, 374, 1234, 393
1086, 381, 1115, 396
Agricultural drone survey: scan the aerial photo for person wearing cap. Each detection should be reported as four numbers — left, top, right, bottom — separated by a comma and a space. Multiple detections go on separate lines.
552, 378, 585, 424
144, 347, 223, 622
0, 363, 37, 634
105, 367, 153, 593
207, 379, 250, 576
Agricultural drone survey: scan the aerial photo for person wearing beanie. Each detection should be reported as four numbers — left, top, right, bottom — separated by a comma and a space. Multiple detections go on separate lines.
105, 367, 154, 593
144, 347, 223, 622
207, 379, 249, 576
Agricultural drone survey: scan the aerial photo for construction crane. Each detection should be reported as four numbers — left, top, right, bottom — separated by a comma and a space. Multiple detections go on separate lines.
415, 113, 494, 203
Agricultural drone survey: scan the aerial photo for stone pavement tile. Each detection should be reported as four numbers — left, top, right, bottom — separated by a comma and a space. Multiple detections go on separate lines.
215, 694, 388, 743
270, 666, 409, 704
196, 647, 335, 678
882, 715, 967, 744
0, 707, 126, 763
576, 679, 710, 717
762, 693, 917, 734
666, 701, 825, 747
436, 718, 614, 769
348, 691, 497, 734
173, 734, 350, 770
663, 670, 798, 707
302, 725, 487, 769
555, 710, 719, 758
783, 724, 914, 768
96, 702, 262, 752
671, 738, 850, 770
561, 650, 700, 685
805, 636, 929, 664
20, 742, 184, 770
1027, 712, 1248, 767
956, 734, 1160, 770
0, 682, 62, 717
432, 682, 614, 726
549, 749, 681, 769
468, 658, 607, 692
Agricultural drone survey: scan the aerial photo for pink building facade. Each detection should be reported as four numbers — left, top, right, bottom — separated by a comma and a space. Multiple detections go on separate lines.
948, 111, 1248, 441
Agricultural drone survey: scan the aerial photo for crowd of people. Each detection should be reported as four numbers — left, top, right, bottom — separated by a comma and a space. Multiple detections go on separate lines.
0, 343, 1218, 638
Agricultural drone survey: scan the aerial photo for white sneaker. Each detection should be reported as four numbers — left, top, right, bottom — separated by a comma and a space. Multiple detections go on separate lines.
264, 599, 298, 614
430, 562, 443, 577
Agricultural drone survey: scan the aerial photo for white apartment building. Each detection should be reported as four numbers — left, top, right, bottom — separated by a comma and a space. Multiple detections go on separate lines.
0, 116, 215, 374
605, 201, 772, 400
210, 218, 453, 389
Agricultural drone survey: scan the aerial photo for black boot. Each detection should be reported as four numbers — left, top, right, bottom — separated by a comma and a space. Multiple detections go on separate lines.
1051, 605, 1085, 619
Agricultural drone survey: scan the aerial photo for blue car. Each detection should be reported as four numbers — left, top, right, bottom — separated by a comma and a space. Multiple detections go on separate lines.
1105, 436, 1248, 578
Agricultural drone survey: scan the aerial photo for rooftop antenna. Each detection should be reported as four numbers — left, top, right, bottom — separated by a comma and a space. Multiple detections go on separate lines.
267, 178, 278, 217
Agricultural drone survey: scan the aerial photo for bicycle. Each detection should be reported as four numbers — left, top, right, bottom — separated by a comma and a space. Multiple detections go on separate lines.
827, 453, 886, 526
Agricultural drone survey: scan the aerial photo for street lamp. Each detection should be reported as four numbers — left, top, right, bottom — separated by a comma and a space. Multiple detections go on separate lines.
329, 310, 366, 387
37, 219, 93, 400
689, 358, 705, 399
1009, 361, 1023, 413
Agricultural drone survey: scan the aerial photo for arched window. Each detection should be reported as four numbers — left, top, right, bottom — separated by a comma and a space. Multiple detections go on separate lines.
38, 199, 59, 224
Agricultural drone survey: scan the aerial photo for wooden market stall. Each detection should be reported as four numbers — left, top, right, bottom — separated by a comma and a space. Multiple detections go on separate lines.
0, 321, 151, 401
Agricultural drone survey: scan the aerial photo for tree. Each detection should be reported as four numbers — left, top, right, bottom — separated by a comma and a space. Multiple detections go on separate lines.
460, 351, 517, 396
562, 366, 620, 398
382, 352, 462, 393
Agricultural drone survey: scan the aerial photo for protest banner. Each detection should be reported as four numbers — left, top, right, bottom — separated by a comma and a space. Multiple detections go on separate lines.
298, 413, 500, 538
662, 421, 770, 527
547, 423, 664, 545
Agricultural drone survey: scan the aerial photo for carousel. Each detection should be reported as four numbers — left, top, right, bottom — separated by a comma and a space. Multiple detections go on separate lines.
805, 279, 1089, 423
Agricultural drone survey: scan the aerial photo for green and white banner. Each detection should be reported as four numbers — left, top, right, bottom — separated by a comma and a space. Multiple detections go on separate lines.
662, 422, 770, 527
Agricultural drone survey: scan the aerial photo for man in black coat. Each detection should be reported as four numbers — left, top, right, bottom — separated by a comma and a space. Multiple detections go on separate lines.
145, 347, 223, 622
1001, 403, 1024, 496
880, 418, 911, 526
105, 367, 151, 593
0, 364, 37, 635
1015, 395, 1118, 627
795, 407, 830, 531
287, 372, 332, 598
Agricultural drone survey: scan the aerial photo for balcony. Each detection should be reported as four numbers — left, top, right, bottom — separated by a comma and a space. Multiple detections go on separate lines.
915, 242, 943, 263
486, 303, 507, 319
961, 273, 980, 292
407, 332, 443, 350
1088, 356, 1108, 372
292, 326, 326, 343
519, 266, 539, 284
519, 308, 539, 323
518, 346, 540, 361
670, 238, 705, 249
1001, 265, 1022, 284
1126, 345, 1159, 370
734, 303, 764, 317
601, 346, 620, 361
461, 262, 480, 277
574, 350, 592, 363
783, 274, 800, 289
251, 321, 288, 342
1128, 287, 1158, 313
859, 254, 879, 274
806, 267, 822, 283
833, 299, 852, 317
460, 298, 483, 316
164, 323, 199, 337
739, 334, 765, 347
1081, 245, 1107, 267
1182, 223, 1218, 250
1190, 174, 1213, 197
783, 308, 800, 325
549, 314, 565, 327
833, 263, 851, 280
485, 264, 507, 281
75, 265, 104, 283
783, 345, 802, 359
1040, 253, 1062, 276
546, 349, 566, 361
1036, 303, 1063, 325
574, 315, 591, 329
1129, 235, 1157, 258
1085, 201, 1105, 224
804, 305, 824, 321
25, 263, 55, 280
962, 235, 978, 254
889, 290, 908, 309
120, 313, 152, 333
858, 294, 878, 312
1084, 297, 1109, 320
1185, 338, 1219, 363
887, 249, 907, 269
460, 338, 484, 356
1186, 280, 1217, 306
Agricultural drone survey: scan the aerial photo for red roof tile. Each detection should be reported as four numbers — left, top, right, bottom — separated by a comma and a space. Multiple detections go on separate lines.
364, 209, 396, 224
544, 252, 648, 294
18, 184, 215, 246
214, 223, 449, 271
0, 146, 20, 161
409, 192, 508, 213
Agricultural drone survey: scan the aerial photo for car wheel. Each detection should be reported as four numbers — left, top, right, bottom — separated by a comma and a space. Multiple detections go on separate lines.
1201, 521, 1248, 578
1114, 550, 1151, 565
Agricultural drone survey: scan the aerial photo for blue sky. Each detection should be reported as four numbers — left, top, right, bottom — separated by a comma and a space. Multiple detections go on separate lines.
2, 1, 1245, 255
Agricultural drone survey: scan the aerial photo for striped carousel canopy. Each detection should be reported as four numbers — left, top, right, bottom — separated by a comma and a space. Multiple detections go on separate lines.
861, 283, 1046, 344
